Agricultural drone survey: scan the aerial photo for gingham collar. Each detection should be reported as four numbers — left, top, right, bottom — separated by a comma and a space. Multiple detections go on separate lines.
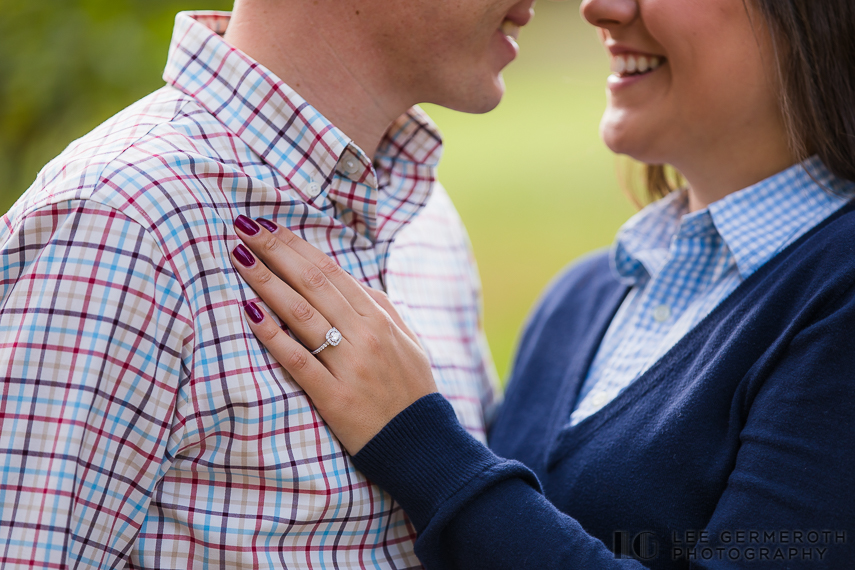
708, 156, 853, 278
162, 11, 443, 204
613, 157, 853, 284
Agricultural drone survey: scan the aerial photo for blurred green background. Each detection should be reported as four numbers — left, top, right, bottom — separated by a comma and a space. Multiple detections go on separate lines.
0, 1, 636, 379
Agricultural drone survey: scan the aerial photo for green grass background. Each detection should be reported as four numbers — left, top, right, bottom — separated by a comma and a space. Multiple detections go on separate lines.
0, 1, 637, 380
425, 3, 636, 378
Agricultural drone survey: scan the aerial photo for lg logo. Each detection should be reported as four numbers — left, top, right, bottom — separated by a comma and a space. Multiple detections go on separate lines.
613, 531, 659, 561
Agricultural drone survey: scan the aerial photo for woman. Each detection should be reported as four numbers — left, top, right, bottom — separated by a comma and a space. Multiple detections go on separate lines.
230, 0, 855, 567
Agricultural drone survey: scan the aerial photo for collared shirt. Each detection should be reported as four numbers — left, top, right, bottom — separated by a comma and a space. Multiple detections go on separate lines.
571, 157, 853, 425
0, 11, 497, 569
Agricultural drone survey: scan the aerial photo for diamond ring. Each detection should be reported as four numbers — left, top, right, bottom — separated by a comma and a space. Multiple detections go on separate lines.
311, 327, 343, 355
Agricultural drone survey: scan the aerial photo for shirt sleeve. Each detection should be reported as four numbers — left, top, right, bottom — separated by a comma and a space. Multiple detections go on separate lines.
465, 240, 503, 428
0, 200, 193, 569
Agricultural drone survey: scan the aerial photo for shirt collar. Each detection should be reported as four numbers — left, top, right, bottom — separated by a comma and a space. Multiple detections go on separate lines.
612, 157, 853, 284
162, 11, 443, 204
708, 156, 853, 278
612, 190, 691, 284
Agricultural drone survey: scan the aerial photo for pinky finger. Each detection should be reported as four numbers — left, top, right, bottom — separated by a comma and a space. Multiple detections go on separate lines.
243, 301, 334, 398
359, 283, 421, 346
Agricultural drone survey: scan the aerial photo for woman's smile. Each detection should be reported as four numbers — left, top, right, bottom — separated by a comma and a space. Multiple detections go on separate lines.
606, 50, 666, 89
582, 0, 791, 207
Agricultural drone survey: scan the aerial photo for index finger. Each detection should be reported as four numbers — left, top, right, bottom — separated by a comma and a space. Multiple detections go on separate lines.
252, 217, 381, 317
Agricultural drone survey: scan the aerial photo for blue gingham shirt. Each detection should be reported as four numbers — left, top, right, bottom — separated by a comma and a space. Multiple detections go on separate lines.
571, 157, 854, 425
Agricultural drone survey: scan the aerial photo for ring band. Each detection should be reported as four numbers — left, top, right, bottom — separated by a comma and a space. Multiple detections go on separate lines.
311, 327, 343, 355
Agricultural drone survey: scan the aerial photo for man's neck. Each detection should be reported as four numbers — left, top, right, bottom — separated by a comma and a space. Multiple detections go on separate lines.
224, 1, 409, 160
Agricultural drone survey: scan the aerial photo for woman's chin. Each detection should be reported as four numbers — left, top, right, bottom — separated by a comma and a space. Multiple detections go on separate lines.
599, 122, 666, 165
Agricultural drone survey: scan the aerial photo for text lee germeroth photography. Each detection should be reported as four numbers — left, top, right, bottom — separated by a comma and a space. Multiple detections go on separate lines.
614, 529, 848, 562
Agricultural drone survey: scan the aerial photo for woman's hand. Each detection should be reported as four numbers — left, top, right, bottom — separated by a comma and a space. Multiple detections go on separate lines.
229, 215, 438, 455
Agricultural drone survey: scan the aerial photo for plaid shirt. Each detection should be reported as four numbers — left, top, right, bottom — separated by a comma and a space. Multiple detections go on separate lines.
0, 12, 497, 569
572, 157, 853, 425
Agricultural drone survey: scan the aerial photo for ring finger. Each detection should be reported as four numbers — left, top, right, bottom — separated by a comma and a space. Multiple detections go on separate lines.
231, 243, 347, 359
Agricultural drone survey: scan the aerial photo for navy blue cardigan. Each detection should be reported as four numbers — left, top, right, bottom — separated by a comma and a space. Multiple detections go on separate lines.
353, 202, 855, 569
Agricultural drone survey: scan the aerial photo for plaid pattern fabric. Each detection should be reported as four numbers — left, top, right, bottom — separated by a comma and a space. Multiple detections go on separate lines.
0, 11, 497, 569
571, 157, 853, 425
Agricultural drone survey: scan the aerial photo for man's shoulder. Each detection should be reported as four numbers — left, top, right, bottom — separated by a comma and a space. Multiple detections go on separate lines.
5, 85, 256, 239
1, 86, 269, 290
9, 87, 192, 219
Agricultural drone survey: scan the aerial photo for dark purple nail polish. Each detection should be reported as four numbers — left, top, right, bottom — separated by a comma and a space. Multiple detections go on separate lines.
244, 301, 264, 324
235, 214, 260, 236
233, 244, 256, 267
256, 218, 278, 233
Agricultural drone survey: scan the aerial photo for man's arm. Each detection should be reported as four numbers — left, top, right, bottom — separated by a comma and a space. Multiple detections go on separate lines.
0, 201, 193, 568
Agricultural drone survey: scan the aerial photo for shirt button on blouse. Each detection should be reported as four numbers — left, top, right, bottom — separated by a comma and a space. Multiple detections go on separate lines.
306, 180, 321, 197
591, 392, 610, 408
653, 304, 672, 322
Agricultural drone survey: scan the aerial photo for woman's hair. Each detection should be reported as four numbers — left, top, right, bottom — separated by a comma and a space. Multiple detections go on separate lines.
644, 0, 855, 201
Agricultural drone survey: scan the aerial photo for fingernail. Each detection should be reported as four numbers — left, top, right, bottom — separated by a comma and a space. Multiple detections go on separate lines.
233, 244, 256, 267
235, 214, 260, 236
244, 301, 264, 324
256, 218, 278, 233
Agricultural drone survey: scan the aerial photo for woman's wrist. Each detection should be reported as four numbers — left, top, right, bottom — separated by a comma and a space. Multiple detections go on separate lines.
352, 393, 539, 533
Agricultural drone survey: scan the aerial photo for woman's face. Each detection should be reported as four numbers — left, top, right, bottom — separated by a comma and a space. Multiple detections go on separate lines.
581, 0, 790, 193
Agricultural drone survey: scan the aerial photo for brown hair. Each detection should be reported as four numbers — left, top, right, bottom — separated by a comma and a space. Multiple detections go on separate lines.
643, 0, 855, 201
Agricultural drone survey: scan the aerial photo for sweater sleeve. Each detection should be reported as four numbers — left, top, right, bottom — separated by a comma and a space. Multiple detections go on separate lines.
352, 266, 855, 569
352, 393, 648, 569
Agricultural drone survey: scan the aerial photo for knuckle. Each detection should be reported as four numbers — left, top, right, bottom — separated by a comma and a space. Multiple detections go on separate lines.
373, 289, 390, 303
368, 310, 394, 330
317, 256, 343, 278
300, 265, 327, 291
280, 229, 300, 248
253, 267, 275, 287
351, 360, 372, 380
368, 288, 392, 311
361, 329, 383, 353
286, 347, 310, 371
261, 235, 281, 255
289, 298, 316, 324
257, 322, 281, 344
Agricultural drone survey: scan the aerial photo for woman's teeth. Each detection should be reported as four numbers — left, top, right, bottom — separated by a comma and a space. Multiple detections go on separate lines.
501, 19, 520, 41
611, 54, 663, 76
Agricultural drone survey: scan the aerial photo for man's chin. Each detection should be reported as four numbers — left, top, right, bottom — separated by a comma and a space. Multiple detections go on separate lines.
433, 78, 506, 115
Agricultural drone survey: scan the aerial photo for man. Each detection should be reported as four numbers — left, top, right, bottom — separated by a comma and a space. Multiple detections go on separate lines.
0, 0, 534, 567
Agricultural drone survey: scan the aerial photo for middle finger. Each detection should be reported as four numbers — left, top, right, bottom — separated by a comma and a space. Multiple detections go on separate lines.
233, 216, 361, 327
230, 243, 351, 358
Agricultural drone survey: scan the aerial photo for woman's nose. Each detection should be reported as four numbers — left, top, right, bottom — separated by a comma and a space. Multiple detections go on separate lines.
581, 0, 638, 29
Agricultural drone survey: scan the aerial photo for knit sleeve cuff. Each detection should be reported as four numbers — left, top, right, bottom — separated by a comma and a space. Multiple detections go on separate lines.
352, 392, 540, 533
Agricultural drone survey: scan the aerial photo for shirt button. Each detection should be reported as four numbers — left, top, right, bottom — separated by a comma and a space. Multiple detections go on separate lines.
591, 392, 610, 407
653, 304, 671, 322
307, 181, 321, 197
342, 158, 360, 175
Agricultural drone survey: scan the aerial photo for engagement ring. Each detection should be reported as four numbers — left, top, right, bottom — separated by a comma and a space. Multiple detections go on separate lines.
311, 327, 343, 355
